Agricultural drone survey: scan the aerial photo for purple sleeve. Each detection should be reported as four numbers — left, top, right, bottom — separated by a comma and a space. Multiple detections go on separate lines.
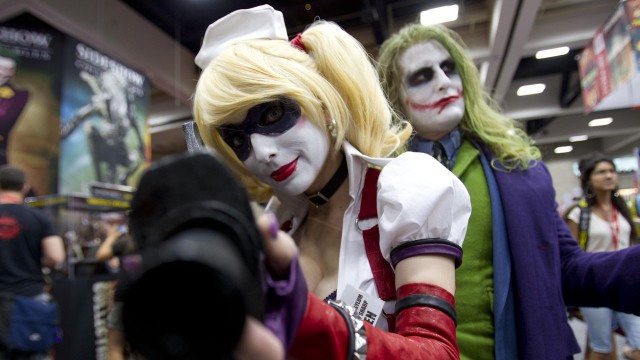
263, 254, 308, 350
558, 207, 640, 314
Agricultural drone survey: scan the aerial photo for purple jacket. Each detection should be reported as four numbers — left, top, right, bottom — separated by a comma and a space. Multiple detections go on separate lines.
492, 155, 640, 359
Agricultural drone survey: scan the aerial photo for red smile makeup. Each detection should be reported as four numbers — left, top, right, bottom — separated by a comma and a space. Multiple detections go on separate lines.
408, 91, 462, 114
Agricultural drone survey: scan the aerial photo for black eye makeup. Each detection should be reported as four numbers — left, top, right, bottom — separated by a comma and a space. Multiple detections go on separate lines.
260, 101, 286, 127
217, 97, 302, 161
405, 59, 457, 87
440, 59, 457, 76
407, 67, 435, 87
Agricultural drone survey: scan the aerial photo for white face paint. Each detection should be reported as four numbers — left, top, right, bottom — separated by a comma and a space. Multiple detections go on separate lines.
0, 57, 16, 86
243, 115, 330, 197
398, 40, 465, 141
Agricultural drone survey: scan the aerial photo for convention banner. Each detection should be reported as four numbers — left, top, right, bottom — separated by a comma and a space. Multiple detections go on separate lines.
604, 6, 634, 94
578, 45, 600, 112
626, 0, 640, 73
593, 29, 612, 103
579, 2, 640, 113
0, 17, 65, 195
59, 39, 150, 194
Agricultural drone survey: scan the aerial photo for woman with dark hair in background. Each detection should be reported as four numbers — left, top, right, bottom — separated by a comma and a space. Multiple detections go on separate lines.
566, 153, 640, 360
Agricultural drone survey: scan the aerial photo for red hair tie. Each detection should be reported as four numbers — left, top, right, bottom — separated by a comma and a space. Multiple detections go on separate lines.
290, 33, 306, 52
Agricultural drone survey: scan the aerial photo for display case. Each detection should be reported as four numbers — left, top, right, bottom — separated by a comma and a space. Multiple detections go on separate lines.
25, 183, 132, 279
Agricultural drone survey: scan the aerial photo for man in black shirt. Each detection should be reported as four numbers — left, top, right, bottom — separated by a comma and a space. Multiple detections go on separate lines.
0, 165, 64, 359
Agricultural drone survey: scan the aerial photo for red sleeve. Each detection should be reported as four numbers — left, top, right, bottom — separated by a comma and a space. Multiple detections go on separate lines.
288, 283, 458, 360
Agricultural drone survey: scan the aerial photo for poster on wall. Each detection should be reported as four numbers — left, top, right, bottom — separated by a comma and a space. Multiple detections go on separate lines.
0, 16, 65, 195
59, 39, 150, 194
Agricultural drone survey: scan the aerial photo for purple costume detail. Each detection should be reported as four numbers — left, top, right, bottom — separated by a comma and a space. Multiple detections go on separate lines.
390, 242, 463, 268
263, 253, 308, 350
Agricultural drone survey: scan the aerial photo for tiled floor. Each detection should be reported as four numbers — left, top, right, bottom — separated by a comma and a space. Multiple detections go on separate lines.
569, 317, 628, 360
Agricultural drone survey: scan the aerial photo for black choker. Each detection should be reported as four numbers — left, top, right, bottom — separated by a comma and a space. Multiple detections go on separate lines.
306, 158, 348, 207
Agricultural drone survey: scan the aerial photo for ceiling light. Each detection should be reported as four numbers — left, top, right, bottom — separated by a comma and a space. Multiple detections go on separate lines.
420, 5, 459, 26
517, 84, 546, 96
535, 46, 570, 59
569, 135, 588, 142
554, 146, 573, 154
588, 117, 613, 127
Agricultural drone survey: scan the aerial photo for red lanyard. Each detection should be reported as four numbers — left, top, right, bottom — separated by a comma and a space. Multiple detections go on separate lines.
0, 195, 22, 204
598, 204, 620, 249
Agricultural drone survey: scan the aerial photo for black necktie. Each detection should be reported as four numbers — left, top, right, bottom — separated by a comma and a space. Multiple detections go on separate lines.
431, 141, 450, 169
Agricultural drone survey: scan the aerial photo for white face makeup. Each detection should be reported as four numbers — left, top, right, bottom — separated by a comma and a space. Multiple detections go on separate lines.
242, 114, 330, 197
0, 57, 16, 86
398, 40, 465, 141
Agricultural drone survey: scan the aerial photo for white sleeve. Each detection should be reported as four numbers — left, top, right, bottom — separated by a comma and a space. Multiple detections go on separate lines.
566, 206, 581, 224
376, 151, 471, 263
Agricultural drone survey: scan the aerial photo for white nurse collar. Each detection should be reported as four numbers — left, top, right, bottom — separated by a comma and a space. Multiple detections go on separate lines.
195, 4, 288, 70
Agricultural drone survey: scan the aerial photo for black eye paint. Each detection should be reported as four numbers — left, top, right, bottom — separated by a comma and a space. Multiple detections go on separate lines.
407, 67, 435, 87
440, 59, 457, 76
406, 58, 457, 88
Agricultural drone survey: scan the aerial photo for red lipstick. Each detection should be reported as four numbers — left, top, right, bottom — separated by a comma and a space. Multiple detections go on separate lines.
271, 158, 299, 182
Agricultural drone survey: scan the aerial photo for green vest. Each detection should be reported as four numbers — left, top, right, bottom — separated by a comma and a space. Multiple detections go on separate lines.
452, 140, 495, 360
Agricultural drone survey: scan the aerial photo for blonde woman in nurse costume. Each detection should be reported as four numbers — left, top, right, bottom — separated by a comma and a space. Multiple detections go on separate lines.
193, 5, 471, 359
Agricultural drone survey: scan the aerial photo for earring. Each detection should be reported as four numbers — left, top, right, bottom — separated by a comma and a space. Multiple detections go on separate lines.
327, 119, 337, 143
585, 186, 595, 199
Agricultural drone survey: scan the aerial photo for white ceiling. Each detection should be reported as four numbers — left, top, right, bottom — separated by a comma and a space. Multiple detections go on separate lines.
1, 0, 637, 162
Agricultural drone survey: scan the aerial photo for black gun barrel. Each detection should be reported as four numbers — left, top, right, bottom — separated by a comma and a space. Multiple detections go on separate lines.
122, 153, 264, 359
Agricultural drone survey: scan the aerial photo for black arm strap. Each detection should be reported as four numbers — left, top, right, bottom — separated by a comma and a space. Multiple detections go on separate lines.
395, 294, 457, 326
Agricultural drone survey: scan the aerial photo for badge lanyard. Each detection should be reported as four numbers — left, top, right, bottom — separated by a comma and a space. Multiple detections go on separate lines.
0, 195, 22, 204
610, 207, 620, 249
598, 204, 620, 249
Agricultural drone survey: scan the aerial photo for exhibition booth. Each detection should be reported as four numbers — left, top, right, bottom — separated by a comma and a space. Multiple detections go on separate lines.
1, 13, 149, 359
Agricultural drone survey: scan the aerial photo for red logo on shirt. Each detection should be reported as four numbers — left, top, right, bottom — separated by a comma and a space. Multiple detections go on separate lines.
0, 216, 21, 240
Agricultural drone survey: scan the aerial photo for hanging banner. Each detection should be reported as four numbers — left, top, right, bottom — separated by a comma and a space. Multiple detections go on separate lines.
0, 18, 65, 195
626, 0, 640, 72
59, 40, 150, 193
578, 44, 600, 112
593, 29, 612, 102
579, 2, 640, 113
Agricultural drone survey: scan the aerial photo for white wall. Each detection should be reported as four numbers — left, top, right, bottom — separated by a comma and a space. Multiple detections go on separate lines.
546, 159, 581, 214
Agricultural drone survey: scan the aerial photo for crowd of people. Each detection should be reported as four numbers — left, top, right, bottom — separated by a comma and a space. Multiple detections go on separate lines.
2, 4, 640, 360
